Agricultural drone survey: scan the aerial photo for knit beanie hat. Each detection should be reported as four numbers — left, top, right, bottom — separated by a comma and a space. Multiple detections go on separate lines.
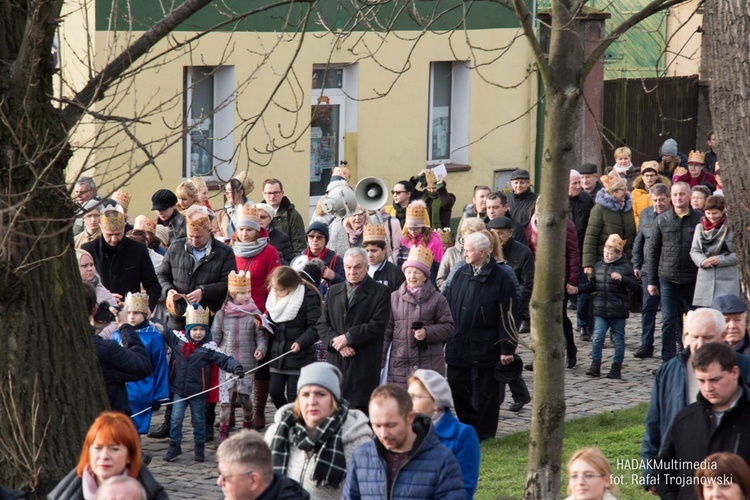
255, 203, 276, 219
298, 363, 342, 401
306, 222, 330, 243
411, 369, 454, 409
660, 138, 678, 157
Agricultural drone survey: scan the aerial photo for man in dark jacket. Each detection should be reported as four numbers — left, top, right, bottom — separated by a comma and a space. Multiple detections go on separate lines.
484, 191, 529, 246
632, 184, 672, 358
262, 179, 306, 255
579, 163, 603, 198
569, 169, 595, 340
641, 308, 750, 490
157, 205, 236, 330
82, 204, 162, 311
656, 342, 750, 499
344, 384, 466, 499
217, 429, 310, 500
506, 169, 538, 227
713, 295, 750, 355
318, 247, 391, 414
444, 232, 518, 440
363, 224, 404, 292
646, 182, 702, 361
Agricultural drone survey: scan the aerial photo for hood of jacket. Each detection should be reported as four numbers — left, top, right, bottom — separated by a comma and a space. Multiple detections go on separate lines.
595, 188, 633, 213
276, 196, 295, 213
632, 173, 672, 192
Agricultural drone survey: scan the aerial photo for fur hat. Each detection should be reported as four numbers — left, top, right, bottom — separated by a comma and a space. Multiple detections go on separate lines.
411, 369, 454, 409
298, 363, 342, 401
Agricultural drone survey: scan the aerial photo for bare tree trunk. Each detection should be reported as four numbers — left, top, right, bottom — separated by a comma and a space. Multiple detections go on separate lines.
703, 0, 750, 290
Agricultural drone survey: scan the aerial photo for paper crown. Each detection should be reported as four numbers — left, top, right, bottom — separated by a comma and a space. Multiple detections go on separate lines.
134, 215, 157, 234
185, 205, 211, 232
228, 270, 252, 293
436, 227, 453, 246
605, 233, 625, 252
190, 176, 207, 190
403, 246, 434, 274
424, 169, 438, 185
100, 205, 126, 232
363, 223, 387, 243
640, 161, 660, 174
688, 150, 706, 165
125, 292, 150, 315
112, 190, 131, 209
601, 172, 626, 193
405, 200, 428, 227
332, 166, 350, 182
186, 303, 210, 326
233, 171, 255, 194
236, 203, 259, 226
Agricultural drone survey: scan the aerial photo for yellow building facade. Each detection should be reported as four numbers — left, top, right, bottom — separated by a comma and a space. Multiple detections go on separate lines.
60, 0, 538, 223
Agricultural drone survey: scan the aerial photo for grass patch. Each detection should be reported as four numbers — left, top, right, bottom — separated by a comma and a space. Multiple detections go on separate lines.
476, 404, 653, 499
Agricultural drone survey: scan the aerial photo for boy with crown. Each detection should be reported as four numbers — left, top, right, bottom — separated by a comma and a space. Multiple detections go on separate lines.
111, 292, 170, 435
161, 303, 244, 462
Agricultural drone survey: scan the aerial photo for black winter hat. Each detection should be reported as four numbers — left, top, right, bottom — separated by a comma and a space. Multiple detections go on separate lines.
151, 189, 178, 210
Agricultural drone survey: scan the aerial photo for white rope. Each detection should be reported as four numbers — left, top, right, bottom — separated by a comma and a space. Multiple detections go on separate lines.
130, 349, 295, 419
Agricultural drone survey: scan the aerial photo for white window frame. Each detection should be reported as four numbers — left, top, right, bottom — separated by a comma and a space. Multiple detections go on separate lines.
427, 61, 470, 165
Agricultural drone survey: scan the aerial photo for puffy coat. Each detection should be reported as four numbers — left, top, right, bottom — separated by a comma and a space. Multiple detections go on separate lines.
645, 208, 702, 286
507, 189, 538, 227
157, 235, 236, 316
258, 473, 310, 500
460, 203, 484, 221
444, 256, 518, 368
268, 226, 295, 264
318, 276, 391, 407
630, 174, 671, 229
212, 307, 269, 372
343, 414, 466, 500
582, 190, 636, 268
94, 324, 152, 415
568, 190, 595, 252
502, 238, 535, 313
641, 348, 750, 482
157, 209, 186, 243
235, 239, 281, 312
265, 404, 372, 500
272, 196, 307, 255
383, 282, 455, 385
527, 218, 580, 286
47, 466, 167, 500
690, 223, 739, 306
577, 254, 640, 319
162, 328, 241, 397
656, 381, 750, 499
267, 287, 322, 371
82, 237, 162, 311
434, 411, 480, 500
436, 244, 462, 292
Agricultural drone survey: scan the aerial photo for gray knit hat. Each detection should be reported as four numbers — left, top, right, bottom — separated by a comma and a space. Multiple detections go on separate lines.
298, 363, 342, 401
660, 138, 678, 157
411, 369, 454, 409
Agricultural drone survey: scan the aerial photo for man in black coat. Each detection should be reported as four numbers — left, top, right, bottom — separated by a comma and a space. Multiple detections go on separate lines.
569, 169, 596, 340
506, 169, 538, 227
82, 204, 162, 311
656, 342, 750, 499
363, 224, 404, 292
579, 163, 603, 198
317, 247, 391, 414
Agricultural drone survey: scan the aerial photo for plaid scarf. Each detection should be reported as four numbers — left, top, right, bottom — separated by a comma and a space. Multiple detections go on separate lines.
271, 401, 350, 488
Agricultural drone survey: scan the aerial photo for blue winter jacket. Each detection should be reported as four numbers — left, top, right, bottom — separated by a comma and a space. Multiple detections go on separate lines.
434, 411, 479, 499
343, 414, 466, 500
641, 347, 750, 482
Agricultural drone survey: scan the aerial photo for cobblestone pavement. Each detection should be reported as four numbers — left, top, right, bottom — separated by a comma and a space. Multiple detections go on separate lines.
142, 310, 663, 498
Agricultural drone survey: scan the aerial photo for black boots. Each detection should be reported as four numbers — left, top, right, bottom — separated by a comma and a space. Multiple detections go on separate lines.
194, 443, 205, 462
606, 362, 623, 379
566, 345, 578, 369
580, 327, 592, 342
164, 443, 182, 462
586, 361, 601, 377
634, 345, 654, 359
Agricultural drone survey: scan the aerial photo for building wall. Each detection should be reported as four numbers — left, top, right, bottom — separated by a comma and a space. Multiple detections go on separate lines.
665, 0, 703, 77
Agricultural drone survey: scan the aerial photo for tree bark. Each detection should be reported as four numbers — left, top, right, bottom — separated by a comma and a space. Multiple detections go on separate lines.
703, 0, 750, 290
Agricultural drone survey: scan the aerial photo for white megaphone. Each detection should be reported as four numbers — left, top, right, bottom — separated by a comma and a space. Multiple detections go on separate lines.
354, 177, 389, 211
321, 180, 358, 217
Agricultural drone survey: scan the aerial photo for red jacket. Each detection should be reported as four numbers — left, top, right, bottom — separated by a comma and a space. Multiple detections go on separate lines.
234, 230, 281, 312
526, 218, 580, 286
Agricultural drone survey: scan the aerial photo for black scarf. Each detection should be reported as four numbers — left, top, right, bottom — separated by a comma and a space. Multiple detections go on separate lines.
270, 401, 350, 488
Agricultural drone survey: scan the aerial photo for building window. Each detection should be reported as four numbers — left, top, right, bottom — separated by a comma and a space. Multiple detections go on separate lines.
428, 61, 470, 165
183, 66, 235, 178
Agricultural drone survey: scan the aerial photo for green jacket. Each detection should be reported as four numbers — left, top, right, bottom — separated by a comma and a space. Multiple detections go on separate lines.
582, 190, 636, 268
272, 196, 306, 255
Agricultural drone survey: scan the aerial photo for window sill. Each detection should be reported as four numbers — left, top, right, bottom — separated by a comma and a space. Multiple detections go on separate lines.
426, 163, 471, 173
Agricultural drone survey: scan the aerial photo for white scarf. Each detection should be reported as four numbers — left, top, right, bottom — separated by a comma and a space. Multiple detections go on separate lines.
265, 284, 305, 323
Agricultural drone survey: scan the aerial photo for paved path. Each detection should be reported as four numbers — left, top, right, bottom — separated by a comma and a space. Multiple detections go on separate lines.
142, 310, 663, 498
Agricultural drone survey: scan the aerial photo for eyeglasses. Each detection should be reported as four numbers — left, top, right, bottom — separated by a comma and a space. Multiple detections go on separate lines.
392, 190, 406, 195
351, 212, 365, 218
307, 234, 324, 241
217, 470, 254, 483
569, 473, 604, 481
264, 191, 282, 196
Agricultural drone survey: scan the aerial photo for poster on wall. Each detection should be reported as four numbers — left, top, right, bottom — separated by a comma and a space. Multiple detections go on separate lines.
310, 127, 323, 182
432, 106, 450, 159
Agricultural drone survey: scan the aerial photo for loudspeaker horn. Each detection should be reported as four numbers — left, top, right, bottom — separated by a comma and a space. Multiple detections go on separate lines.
355, 177, 389, 211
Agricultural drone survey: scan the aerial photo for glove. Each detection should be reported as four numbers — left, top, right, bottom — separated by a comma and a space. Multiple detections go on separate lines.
151, 401, 162, 412
412, 338, 428, 352
233, 366, 245, 378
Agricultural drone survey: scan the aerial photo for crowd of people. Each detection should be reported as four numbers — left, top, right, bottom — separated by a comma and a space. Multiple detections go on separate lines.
47, 130, 750, 499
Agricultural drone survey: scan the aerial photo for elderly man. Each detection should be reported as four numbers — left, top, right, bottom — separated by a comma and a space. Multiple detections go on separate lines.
507, 169, 538, 227
73, 176, 100, 236
344, 385, 466, 499
713, 295, 750, 354
568, 169, 595, 338
217, 430, 309, 500
641, 308, 750, 490
82, 203, 161, 311
262, 178, 306, 255
444, 232, 518, 441
152, 189, 186, 243
579, 163, 603, 198
317, 247, 391, 414
656, 342, 750, 499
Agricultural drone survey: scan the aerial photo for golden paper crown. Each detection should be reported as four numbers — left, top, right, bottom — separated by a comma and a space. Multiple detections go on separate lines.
185, 205, 211, 232
125, 292, 150, 315
605, 233, 625, 252
228, 270, 252, 293
332, 166, 351, 182
688, 150, 706, 165
100, 206, 126, 232
406, 246, 434, 268
236, 203, 259, 226
363, 223, 387, 243
112, 190, 131, 209
601, 172, 626, 194
134, 215, 157, 234
234, 171, 255, 194
186, 304, 210, 325
190, 176, 207, 190
424, 169, 438, 185
405, 200, 427, 227
437, 227, 453, 246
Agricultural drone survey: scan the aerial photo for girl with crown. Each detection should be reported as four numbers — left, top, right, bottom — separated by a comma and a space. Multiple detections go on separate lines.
397, 200, 445, 281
